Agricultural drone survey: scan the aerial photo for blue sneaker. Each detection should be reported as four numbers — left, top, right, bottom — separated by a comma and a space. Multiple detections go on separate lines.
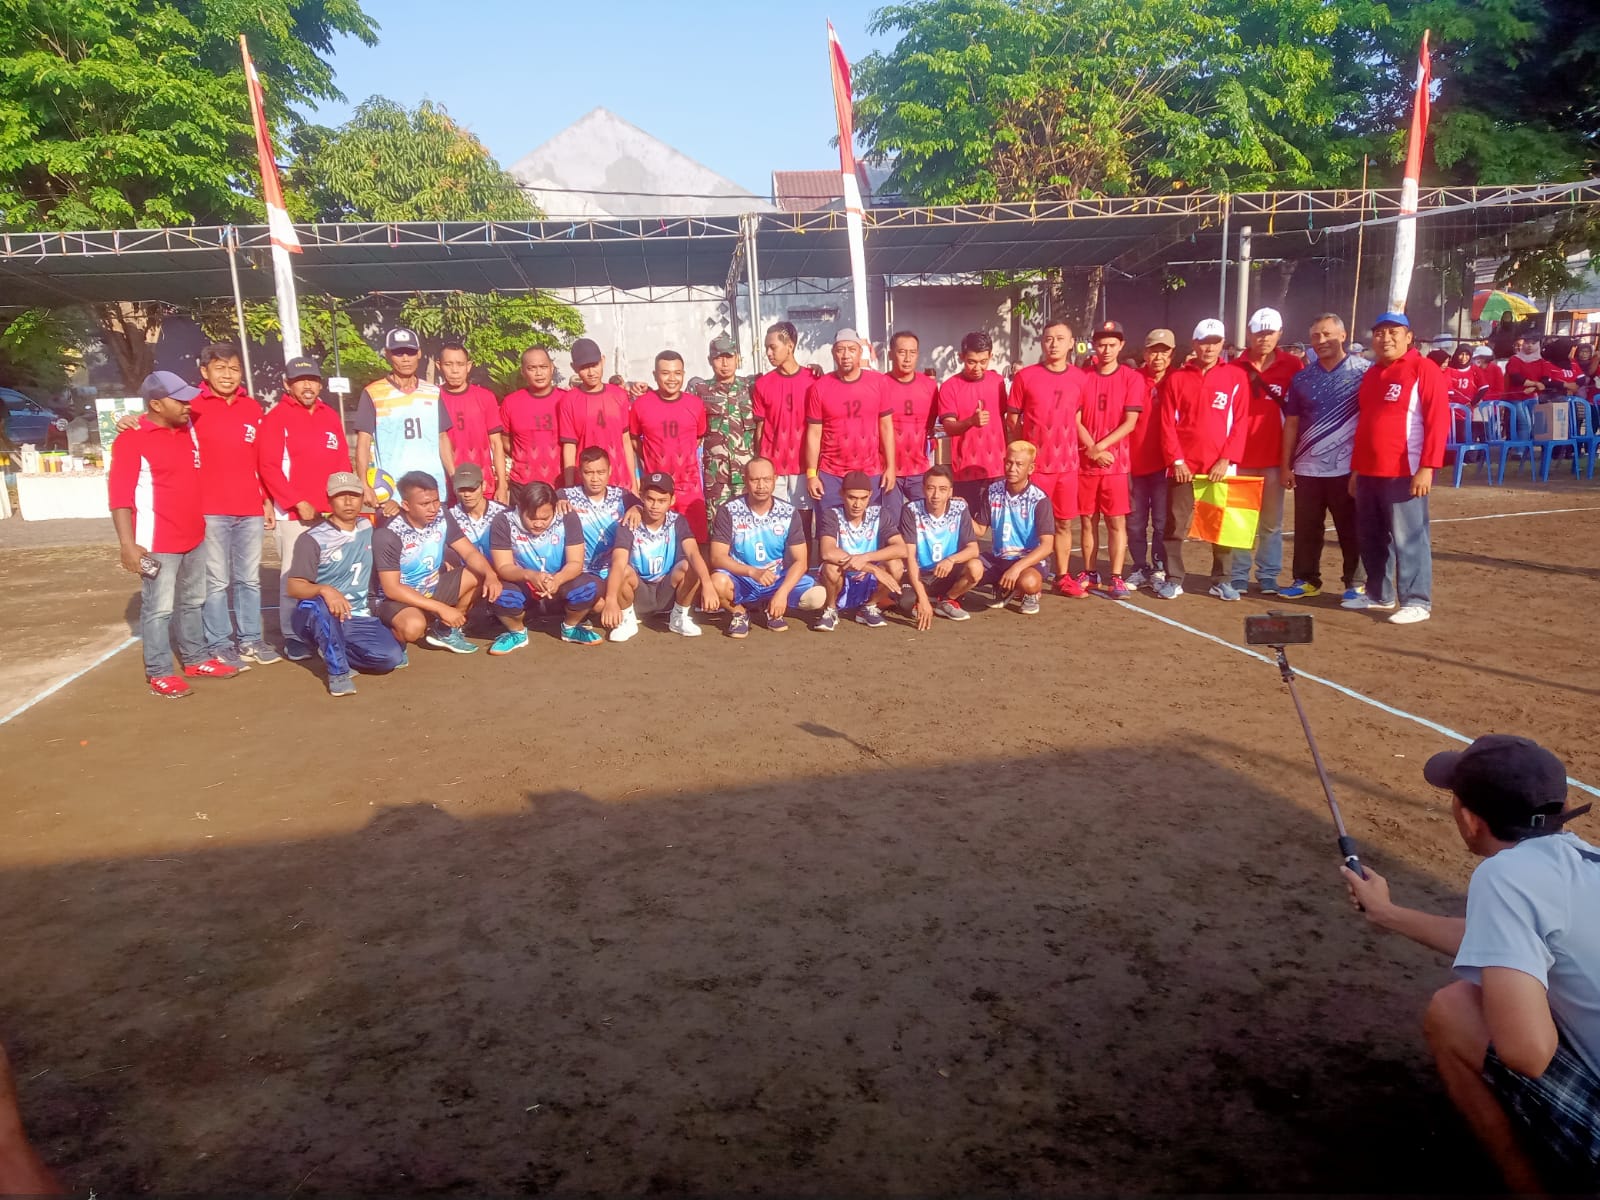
1209, 582, 1241, 602
425, 624, 478, 655
394, 647, 409, 670
560, 622, 603, 645
766, 613, 790, 632
240, 641, 281, 666
726, 611, 750, 639
327, 672, 357, 698
283, 637, 312, 662
854, 603, 887, 628
815, 608, 839, 633
214, 646, 250, 672
1279, 580, 1321, 599
1341, 584, 1366, 604
489, 629, 529, 656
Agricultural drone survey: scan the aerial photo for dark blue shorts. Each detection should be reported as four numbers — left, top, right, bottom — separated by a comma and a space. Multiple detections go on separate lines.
980, 553, 1030, 589
838, 571, 878, 610
719, 570, 818, 608
496, 573, 600, 613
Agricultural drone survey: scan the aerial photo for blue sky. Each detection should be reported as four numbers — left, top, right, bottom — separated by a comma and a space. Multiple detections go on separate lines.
310, 1, 895, 197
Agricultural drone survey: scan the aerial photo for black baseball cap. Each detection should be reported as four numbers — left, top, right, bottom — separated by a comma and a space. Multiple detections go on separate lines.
841, 470, 874, 494
640, 471, 675, 495
1094, 320, 1126, 341
1423, 735, 1588, 839
384, 328, 421, 352
570, 337, 602, 367
284, 356, 322, 381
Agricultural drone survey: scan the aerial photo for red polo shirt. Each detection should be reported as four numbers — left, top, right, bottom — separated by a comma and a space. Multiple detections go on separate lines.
1353, 349, 1449, 478
1235, 350, 1304, 469
257, 396, 351, 514
108, 416, 204, 553
1158, 359, 1251, 473
441, 384, 503, 493
501, 386, 565, 487
188, 385, 265, 517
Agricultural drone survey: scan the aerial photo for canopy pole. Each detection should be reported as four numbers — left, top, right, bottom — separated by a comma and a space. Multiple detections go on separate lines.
1217, 198, 1231, 329
224, 226, 256, 399
744, 213, 763, 366
328, 296, 344, 426
1234, 225, 1253, 344
1351, 156, 1370, 334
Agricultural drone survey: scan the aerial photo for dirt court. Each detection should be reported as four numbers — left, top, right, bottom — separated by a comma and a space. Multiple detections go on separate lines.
0, 479, 1596, 1194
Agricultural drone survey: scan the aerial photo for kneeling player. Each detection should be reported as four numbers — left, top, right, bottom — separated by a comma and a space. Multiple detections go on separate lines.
972, 441, 1055, 615
561, 446, 643, 642
708, 455, 823, 637
604, 472, 721, 638
816, 470, 905, 631
372, 471, 501, 654
896, 465, 982, 628
284, 472, 406, 695
489, 481, 602, 649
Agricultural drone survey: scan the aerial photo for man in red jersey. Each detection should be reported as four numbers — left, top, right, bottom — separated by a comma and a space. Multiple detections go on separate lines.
804, 327, 896, 511
257, 357, 351, 660
1075, 321, 1143, 599
1230, 307, 1304, 595
629, 350, 709, 539
1127, 329, 1175, 590
1006, 317, 1089, 597
500, 346, 566, 503
882, 330, 940, 506
939, 330, 1009, 515
1344, 312, 1448, 626
1156, 319, 1251, 601
559, 336, 636, 489
110, 371, 241, 697
190, 341, 279, 669
437, 342, 506, 502
753, 321, 813, 508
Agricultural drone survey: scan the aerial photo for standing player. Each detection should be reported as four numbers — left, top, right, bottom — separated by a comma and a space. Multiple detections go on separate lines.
605, 472, 721, 638
815, 470, 907, 631
895, 465, 983, 628
804, 328, 896, 510
691, 334, 758, 522
1231, 307, 1304, 595
500, 346, 566, 504
561, 447, 643, 642
283, 471, 406, 696
753, 322, 814, 515
1075, 320, 1143, 598
559, 337, 636, 489
882, 330, 940, 505
709, 456, 823, 637
372, 471, 499, 654
489, 481, 602, 650
438, 342, 507, 501
1006, 317, 1088, 597
257, 357, 350, 659
971, 441, 1056, 615
1156, 319, 1251, 601
629, 350, 709, 539
939, 331, 1009, 515
354, 328, 453, 519
1127, 329, 1176, 589
110, 371, 240, 696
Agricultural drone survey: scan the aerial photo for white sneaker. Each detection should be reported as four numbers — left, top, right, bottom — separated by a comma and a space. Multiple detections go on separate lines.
609, 606, 640, 642
1341, 593, 1396, 611
668, 606, 702, 637
1388, 605, 1431, 625
1126, 568, 1149, 589
933, 598, 970, 621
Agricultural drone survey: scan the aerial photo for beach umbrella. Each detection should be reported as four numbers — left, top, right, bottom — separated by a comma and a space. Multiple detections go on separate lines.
1471, 289, 1539, 322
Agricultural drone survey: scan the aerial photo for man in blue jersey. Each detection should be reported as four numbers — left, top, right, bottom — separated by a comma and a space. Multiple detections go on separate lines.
972, 440, 1056, 615
446, 462, 508, 633
895, 464, 983, 628
1279, 312, 1370, 602
488, 481, 602, 650
354, 328, 454, 518
558, 446, 643, 642
372, 470, 499, 654
815, 470, 907, 632
709, 455, 824, 637
283, 472, 406, 696
604, 472, 721, 638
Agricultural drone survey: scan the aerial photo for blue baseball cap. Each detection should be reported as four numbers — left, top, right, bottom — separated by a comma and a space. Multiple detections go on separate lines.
140, 370, 200, 404
1371, 312, 1411, 330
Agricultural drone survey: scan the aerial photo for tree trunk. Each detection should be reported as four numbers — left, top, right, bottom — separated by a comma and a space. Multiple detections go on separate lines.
96, 302, 165, 390
1048, 267, 1105, 341
1263, 260, 1299, 311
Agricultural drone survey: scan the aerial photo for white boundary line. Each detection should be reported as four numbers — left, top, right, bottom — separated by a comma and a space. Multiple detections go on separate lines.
1431, 506, 1600, 525
1106, 598, 1600, 799
0, 636, 138, 728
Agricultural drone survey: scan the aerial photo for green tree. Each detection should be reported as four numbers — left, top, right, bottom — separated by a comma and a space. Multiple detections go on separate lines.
0, 307, 93, 392
0, 0, 378, 385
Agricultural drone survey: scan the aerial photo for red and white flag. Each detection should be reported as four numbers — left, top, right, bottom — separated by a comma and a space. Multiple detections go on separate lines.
827, 21, 872, 349
1387, 31, 1431, 314
240, 35, 303, 360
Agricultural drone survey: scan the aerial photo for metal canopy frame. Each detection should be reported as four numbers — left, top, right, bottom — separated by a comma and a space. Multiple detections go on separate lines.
2, 183, 1595, 308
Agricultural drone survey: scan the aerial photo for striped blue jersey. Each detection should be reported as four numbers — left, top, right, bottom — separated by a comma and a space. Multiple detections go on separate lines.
372, 510, 463, 600
559, 485, 635, 572
1284, 354, 1370, 477
448, 499, 506, 559
899, 499, 977, 570
489, 509, 584, 574
710, 495, 803, 568
614, 511, 691, 582
979, 481, 1054, 559
286, 517, 375, 618
820, 504, 889, 555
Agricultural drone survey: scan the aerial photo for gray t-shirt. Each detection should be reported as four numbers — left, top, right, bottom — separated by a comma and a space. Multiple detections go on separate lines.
1454, 831, 1600, 1076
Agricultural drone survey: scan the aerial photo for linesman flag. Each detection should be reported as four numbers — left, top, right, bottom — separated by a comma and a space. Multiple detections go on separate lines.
1188, 476, 1264, 549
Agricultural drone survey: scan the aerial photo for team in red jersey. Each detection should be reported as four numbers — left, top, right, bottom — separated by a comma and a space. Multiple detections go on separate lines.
804, 328, 896, 510
501, 346, 566, 498
882, 331, 941, 504
629, 350, 710, 540
559, 337, 637, 489
752, 321, 814, 509
1127, 329, 1176, 588
1229, 308, 1304, 596
437, 343, 507, 501
939, 330, 1010, 514
1074, 321, 1144, 597
1005, 317, 1088, 596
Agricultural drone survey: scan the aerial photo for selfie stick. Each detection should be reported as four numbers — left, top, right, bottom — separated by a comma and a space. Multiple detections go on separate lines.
1271, 644, 1367, 879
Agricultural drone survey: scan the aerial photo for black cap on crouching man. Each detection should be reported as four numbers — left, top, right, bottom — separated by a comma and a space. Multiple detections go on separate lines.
1424, 735, 1590, 842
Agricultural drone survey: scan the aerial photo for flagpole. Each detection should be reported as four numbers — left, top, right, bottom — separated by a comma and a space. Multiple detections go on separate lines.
223, 225, 256, 399
240, 34, 303, 361
829, 22, 872, 352
1386, 31, 1431, 315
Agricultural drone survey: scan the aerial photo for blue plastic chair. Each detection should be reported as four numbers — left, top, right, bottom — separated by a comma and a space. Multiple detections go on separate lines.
1570, 399, 1600, 481
1486, 401, 1540, 483
1533, 398, 1583, 482
1446, 403, 1494, 486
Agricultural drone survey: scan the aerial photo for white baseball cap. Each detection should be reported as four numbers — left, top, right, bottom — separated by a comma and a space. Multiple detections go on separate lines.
1247, 307, 1283, 334
1193, 318, 1226, 341
1470, 345, 1493, 359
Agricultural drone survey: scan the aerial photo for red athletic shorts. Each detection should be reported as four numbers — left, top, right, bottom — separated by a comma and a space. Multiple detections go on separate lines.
674, 494, 709, 543
1077, 472, 1132, 517
1030, 470, 1079, 521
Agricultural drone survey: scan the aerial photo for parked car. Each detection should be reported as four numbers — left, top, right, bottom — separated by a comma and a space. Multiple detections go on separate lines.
1, 387, 69, 449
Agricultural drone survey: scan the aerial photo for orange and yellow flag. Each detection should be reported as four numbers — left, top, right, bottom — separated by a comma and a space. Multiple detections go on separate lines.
1188, 476, 1264, 549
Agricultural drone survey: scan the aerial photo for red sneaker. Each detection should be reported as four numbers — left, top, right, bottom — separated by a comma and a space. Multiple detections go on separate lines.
1055, 573, 1089, 599
183, 658, 240, 680
148, 675, 192, 699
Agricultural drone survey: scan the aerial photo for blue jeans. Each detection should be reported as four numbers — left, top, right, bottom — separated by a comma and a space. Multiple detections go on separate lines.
141, 546, 207, 678
202, 514, 264, 655
291, 599, 405, 677
1231, 467, 1284, 590
1128, 470, 1168, 573
1355, 475, 1432, 609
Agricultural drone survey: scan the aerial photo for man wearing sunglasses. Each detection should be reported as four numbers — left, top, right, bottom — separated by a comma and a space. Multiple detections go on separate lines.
354, 327, 455, 519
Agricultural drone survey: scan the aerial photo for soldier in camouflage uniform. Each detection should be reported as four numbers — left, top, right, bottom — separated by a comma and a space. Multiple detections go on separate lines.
688, 334, 759, 520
